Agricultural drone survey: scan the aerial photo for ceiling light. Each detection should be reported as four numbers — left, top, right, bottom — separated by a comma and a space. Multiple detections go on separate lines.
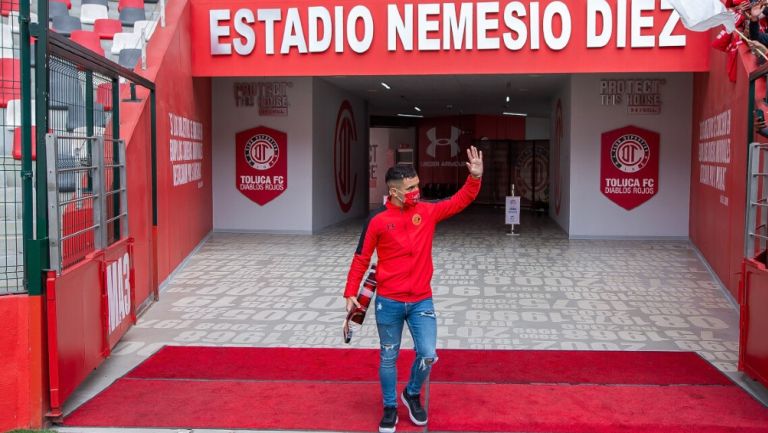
505, 96, 510, 102
381, 82, 391, 90
414, 106, 421, 112
503, 112, 527, 117
397, 113, 424, 118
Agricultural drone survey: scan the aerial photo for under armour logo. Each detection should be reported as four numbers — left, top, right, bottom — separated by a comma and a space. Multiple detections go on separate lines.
426, 127, 461, 158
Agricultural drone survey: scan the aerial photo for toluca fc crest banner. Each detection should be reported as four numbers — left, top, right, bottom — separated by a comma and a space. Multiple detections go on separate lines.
600, 125, 659, 211
236, 126, 287, 205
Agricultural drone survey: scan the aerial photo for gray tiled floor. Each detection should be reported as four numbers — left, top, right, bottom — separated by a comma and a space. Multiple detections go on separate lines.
61, 206, 760, 431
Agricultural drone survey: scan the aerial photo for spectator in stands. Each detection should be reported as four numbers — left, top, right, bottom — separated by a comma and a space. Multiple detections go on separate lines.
344, 147, 483, 433
749, 2, 768, 46
755, 109, 768, 138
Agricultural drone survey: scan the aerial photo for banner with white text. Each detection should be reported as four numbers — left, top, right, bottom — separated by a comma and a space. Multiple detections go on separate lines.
191, 0, 711, 76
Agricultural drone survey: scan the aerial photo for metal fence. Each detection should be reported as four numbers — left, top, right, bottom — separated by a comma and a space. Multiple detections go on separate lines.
45, 133, 126, 272
0, 2, 157, 296
748, 66, 768, 265
747, 143, 768, 261
0, 4, 25, 294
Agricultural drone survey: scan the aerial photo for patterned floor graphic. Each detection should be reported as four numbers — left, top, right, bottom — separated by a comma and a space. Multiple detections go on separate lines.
64, 207, 742, 415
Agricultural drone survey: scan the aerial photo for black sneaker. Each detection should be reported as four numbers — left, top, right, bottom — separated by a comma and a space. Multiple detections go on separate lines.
379, 406, 398, 433
401, 390, 428, 425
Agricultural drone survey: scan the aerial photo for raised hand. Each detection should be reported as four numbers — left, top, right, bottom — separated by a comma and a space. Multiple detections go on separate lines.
466, 145, 483, 178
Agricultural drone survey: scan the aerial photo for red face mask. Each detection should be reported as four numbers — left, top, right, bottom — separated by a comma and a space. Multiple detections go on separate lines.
402, 189, 420, 207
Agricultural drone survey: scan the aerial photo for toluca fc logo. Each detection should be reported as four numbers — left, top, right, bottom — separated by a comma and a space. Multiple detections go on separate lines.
600, 125, 659, 211
334, 100, 358, 213
236, 126, 288, 206
245, 133, 280, 170
610, 134, 650, 174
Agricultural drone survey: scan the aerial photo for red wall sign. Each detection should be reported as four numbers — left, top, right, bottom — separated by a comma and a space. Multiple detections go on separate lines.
236, 126, 288, 205
335, 100, 358, 213
600, 125, 659, 211
190, 0, 711, 77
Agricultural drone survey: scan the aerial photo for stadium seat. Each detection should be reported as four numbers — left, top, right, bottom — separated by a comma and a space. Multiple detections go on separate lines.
73, 126, 105, 137
96, 82, 130, 111
0, 20, 12, 44
93, 18, 122, 39
57, 149, 79, 193
5, 99, 35, 128
50, 0, 72, 9
12, 126, 36, 160
118, 0, 143, 11
96, 82, 111, 110
0, 0, 18, 17
49, 1, 68, 20
51, 15, 82, 36
132, 20, 156, 39
8, 11, 38, 33
48, 109, 68, 131
80, 4, 109, 25
110, 32, 141, 55
49, 72, 84, 110
69, 30, 104, 56
119, 7, 145, 27
66, 103, 106, 131
117, 48, 140, 69
82, 0, 109, 6
0, 58, 20, 108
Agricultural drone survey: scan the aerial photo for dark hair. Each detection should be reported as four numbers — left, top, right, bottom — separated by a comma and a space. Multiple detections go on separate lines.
385, 164, 417, 185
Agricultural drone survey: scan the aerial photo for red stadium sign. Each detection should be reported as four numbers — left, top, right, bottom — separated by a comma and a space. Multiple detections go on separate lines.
600, 125, 659, 211
236, 126, 288, 205
190, 0, 711, 76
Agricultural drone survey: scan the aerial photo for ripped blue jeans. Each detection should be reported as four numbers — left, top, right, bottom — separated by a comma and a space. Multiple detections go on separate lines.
375, 295, 437, 408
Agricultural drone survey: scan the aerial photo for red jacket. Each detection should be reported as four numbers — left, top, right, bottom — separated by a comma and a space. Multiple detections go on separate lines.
344, 175, 481, 302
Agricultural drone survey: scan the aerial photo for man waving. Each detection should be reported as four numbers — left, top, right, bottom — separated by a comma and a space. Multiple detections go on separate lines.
344, 146, 483, 433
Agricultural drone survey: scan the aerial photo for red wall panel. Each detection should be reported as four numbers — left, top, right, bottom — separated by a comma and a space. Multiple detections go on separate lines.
0, 296, 30, 431
690, 43, 750, 299
741, 257, 768, 388
118, 0, 213, 302
49, 261, 103, 404
152, 5, 213, 288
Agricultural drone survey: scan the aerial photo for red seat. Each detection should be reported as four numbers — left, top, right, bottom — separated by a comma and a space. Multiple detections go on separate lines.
61, 200, 95, 268
12, 126, 36, 161
97, 83, 112, 111
97, 82, 132, 111
118, 0, 143, 11
0, 0, 18, 17
70, 30, 104, 56
94, 18, 123, 40
51, 0, 71, 9
0, 58, 20, 108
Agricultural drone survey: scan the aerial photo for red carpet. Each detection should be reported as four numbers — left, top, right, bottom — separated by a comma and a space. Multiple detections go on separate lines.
127, 346, 731, 385
64, 347, 768, 432
64, 379, 422, 432
428, 383, 768, 433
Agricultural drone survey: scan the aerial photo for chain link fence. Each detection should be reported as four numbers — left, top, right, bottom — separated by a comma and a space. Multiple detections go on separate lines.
1, 4, 25, 294
46, 54, 127, 272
